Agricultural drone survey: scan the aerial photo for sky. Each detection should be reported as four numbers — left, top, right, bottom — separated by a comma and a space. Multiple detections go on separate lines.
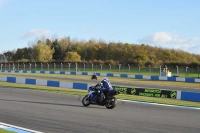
0, 0, 200, 54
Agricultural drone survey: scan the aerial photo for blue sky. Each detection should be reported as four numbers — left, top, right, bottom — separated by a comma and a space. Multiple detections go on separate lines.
0, 0, 200, 54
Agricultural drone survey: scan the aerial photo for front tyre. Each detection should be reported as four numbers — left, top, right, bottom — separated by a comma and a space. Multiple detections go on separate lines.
105, 97, 117, 109
82, 94, 91, 106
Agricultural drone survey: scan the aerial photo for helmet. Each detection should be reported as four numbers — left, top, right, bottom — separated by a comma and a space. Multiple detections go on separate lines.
102, 77, 108, 82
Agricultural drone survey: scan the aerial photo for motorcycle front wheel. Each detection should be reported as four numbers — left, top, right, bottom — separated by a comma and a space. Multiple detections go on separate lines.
82, 94, 91, 106
105, 97, 117, 109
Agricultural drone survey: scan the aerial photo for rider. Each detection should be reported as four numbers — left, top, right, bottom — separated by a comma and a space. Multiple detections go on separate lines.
92, 72, 97, 79
99, 77, 113, 93
90, 77, 113, 102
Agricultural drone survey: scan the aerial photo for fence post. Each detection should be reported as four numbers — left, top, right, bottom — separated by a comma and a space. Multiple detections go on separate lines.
35, 63, 37, 71
41, 63, 43, 71
149, 65, 151, 75
185, 66, 188, 77
100, 63, 102, 71
83, 63, 85, 71
47, 63, 49, 71
176, 66, 179, 76
54, 63, 56, 71
138, 64, 140, 73
0, 64, 3, 71
29, 63, 31, 71
68, 63, 71, 71
118, 64, 121, 72
128, 64, 130, 73
23, 63, 25, 70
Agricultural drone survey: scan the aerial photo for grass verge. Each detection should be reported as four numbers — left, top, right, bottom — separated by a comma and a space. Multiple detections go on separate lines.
0, 129, 16, 133
1, 81, 200, 108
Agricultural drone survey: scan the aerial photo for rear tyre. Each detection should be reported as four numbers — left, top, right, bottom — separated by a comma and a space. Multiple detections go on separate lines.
82, 94, 91, 106
105, 97, 117, 109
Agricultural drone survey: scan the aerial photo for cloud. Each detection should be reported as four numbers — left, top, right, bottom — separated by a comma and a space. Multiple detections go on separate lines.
188, 45, 200, 54
139, 32, 200, 44
174, 44, 200, 54
20, 28, 52, 39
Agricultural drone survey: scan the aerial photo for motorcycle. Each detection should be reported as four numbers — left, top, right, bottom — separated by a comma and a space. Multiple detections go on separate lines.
91, 75, 97, 80
82, 85, 120, 109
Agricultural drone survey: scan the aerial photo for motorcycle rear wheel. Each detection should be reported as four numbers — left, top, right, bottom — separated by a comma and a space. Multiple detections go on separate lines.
82, 94, 91, 106
105, 97, 117, 109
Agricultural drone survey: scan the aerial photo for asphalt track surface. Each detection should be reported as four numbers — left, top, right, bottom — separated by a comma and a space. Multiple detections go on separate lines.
0, 86, 200, 133
1, 73, 200, 92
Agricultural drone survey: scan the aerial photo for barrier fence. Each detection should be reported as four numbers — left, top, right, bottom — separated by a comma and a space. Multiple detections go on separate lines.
1, 70, 200, 83
0, 76, 200, 102
0, 63, 200, 78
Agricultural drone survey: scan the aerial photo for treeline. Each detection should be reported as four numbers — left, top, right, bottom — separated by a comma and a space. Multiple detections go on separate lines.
1, 36, 200, 67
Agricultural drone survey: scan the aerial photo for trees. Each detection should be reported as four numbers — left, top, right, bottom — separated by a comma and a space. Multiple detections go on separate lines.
1, 37, 200, 67
64, 51, 81, 62
52, 39, 61, 61
3, 51, 14, 62
12, 47, 33, 62
0, 54, 6, 62
59, 36, 70, 60
34, 41, 54, 62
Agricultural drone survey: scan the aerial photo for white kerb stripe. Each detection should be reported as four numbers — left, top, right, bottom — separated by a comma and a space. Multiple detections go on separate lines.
195, 78, 200, 83
176, 91, 181, 100
65, 72, 70, 74
0, 125, 6, 128
36, 79, 47, 86
0, 122, 43, 133
76, 72, 82, 75
55, 71, 60, 74
0, 76, 7, 82
128, 75, 135, 78
100, 73, 107, 76
159, 76, 167, 80
176, 77, 185, 82
88, 72, 93, 75
113, 74, 120, 77
59, 82, 73, 88
16, 78, 26, 84
143, 75, 151, 79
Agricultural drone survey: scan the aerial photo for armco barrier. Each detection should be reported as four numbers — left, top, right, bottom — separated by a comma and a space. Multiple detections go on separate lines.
1, 70, 200, 83
0, 76, 93, 90
181, 91, 200, 102
0, 75, 199, 103
113, 86, 180, 99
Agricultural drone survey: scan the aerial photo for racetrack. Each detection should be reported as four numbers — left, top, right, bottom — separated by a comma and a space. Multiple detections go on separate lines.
0, 86, 200, 133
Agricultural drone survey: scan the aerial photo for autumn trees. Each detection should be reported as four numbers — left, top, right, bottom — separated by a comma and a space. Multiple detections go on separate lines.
1, 37, 200, 67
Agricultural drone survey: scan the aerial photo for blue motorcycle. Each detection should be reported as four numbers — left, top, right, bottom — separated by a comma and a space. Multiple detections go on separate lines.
82, 86, 120, 109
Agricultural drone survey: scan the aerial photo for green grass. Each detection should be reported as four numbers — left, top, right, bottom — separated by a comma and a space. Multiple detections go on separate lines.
0, 129, 16, 133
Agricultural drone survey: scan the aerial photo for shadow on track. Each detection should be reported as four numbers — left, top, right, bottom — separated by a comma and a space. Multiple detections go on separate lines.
0, 98, 105, 109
